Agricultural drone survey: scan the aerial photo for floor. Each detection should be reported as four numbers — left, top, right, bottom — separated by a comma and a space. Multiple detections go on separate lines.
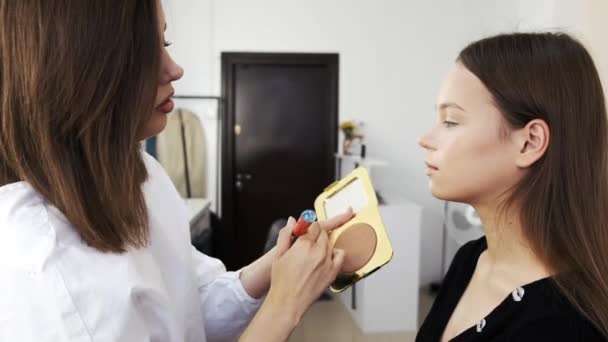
288, 287, 436, 342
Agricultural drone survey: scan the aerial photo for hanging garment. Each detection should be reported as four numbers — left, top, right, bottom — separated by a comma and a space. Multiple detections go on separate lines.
156, 108, 207, 198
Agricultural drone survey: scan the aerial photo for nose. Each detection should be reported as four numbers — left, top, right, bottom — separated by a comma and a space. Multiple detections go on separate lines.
418, 131, 435, 151
161, 53, 184, 84
169, 60, 184, 82
167, 58, 184, 82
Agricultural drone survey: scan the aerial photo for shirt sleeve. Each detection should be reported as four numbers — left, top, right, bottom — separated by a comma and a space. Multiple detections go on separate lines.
191, 246, 263, 342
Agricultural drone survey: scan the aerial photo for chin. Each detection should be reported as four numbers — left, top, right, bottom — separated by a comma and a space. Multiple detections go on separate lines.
429, 181, 465, 203
139, 112, 168, 140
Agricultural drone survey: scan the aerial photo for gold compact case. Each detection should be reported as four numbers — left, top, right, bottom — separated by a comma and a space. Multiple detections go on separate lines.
314, 167, 393, 292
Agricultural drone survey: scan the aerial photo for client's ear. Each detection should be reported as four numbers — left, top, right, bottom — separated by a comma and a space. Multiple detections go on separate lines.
513, 119, 550, 168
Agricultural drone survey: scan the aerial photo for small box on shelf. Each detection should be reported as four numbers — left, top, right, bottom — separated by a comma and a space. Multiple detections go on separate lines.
334, 153, 388, 181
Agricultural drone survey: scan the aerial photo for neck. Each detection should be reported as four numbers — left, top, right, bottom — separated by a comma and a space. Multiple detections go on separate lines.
473, 201, 553, 284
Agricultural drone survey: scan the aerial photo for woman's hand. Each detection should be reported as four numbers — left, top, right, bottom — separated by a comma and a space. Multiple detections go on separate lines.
239, 209, 354, 299
239, 209, 354, 342
267, 219, 346, 321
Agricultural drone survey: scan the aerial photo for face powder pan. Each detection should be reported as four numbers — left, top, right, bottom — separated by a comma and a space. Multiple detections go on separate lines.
334, 223, 377, 273
314, 167, 393, 292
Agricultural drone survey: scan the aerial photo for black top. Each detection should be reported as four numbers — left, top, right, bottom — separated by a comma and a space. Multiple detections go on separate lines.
416, 237, 605, 341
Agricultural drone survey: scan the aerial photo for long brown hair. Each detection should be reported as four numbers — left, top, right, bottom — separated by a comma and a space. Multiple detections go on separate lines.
0, 1, 162, 252
459, 32, 608, 337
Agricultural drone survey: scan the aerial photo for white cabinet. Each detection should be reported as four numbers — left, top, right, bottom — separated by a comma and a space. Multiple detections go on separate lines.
337, 197, 421, 333
333, 154, 421, 333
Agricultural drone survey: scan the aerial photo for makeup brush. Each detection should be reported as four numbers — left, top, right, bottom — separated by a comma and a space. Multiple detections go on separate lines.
292, 209, 317, 238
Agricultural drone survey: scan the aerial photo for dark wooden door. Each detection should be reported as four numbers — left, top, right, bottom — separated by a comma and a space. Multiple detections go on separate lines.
220, 53, 338, 270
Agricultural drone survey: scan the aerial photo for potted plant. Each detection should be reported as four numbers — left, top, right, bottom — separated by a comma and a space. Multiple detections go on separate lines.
340, 120, 363, 155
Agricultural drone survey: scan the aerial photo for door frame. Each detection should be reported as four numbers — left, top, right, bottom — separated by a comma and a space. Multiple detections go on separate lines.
219, 52, 339, 268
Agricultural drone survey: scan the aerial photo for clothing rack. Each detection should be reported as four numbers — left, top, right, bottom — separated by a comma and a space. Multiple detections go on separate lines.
174, 95, 224, 101
173, 95, 225, 216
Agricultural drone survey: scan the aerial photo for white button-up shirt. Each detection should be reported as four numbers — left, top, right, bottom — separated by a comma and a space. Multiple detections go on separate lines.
0, 153, 262, 341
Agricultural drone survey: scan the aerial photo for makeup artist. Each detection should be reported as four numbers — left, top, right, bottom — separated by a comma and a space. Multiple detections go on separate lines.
0, 1, 353, 341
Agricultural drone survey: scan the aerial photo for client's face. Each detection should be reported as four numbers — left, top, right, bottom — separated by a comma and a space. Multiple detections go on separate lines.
140, 0, 184, 140
418, 62, 523, 206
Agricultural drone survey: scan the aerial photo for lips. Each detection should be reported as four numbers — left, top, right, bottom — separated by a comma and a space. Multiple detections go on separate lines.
425, 161, 438, 170
156, 91, 175, 114
425, 161, 438, 175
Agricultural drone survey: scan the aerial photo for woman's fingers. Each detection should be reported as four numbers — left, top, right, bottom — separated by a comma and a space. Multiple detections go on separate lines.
299, 221, 322, 243
320, 207, 355, 232
325, 228, 334, 259
315, 229, 329, 259
331, 249, 346, 278
276, 216, 296, 257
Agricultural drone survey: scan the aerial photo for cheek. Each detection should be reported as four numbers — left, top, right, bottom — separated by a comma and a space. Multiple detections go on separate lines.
430, 129, 516, 202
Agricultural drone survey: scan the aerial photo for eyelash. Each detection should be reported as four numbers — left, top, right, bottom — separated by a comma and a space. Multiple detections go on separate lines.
442, 121, 458, 128
164, 41, 172, 48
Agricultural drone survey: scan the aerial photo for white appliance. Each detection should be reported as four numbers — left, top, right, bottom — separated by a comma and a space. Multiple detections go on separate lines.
441, 202, 484, 276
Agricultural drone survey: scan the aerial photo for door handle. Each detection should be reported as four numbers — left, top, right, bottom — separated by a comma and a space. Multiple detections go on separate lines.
236, 173, 253, 181
235, 173, 253, 191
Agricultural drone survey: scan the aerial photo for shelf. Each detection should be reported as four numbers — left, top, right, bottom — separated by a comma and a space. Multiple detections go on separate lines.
334, 153, 389, 168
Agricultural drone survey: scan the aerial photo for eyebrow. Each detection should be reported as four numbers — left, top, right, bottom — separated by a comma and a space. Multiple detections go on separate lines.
436, 102, 466, 112
164, 23, 167, 32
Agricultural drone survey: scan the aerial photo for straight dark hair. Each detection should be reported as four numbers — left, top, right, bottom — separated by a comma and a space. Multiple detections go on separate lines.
0, 0, 162, 252
459, 32, 608, 337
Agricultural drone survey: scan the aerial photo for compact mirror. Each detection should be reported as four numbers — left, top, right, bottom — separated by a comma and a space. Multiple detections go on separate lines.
315, 167, 393, 292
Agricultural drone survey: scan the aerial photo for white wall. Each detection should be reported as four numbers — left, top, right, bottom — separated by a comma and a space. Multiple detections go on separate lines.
164, 0, 527, 285
517, 0, 557, 30
556, 0, 608, 97
515, 0, 608, 95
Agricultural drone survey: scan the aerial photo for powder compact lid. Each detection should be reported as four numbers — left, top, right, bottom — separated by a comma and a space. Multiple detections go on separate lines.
314, 167, 393, 292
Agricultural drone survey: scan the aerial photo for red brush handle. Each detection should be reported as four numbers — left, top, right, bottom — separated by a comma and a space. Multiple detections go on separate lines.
292, 209, 317, 237
293, 218, 313, 237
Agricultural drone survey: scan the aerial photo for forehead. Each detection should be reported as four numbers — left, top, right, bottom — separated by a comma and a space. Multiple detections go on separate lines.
437, 63, 495, 112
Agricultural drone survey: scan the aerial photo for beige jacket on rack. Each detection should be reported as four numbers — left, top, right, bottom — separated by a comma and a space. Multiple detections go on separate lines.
156, 108, 207, 198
